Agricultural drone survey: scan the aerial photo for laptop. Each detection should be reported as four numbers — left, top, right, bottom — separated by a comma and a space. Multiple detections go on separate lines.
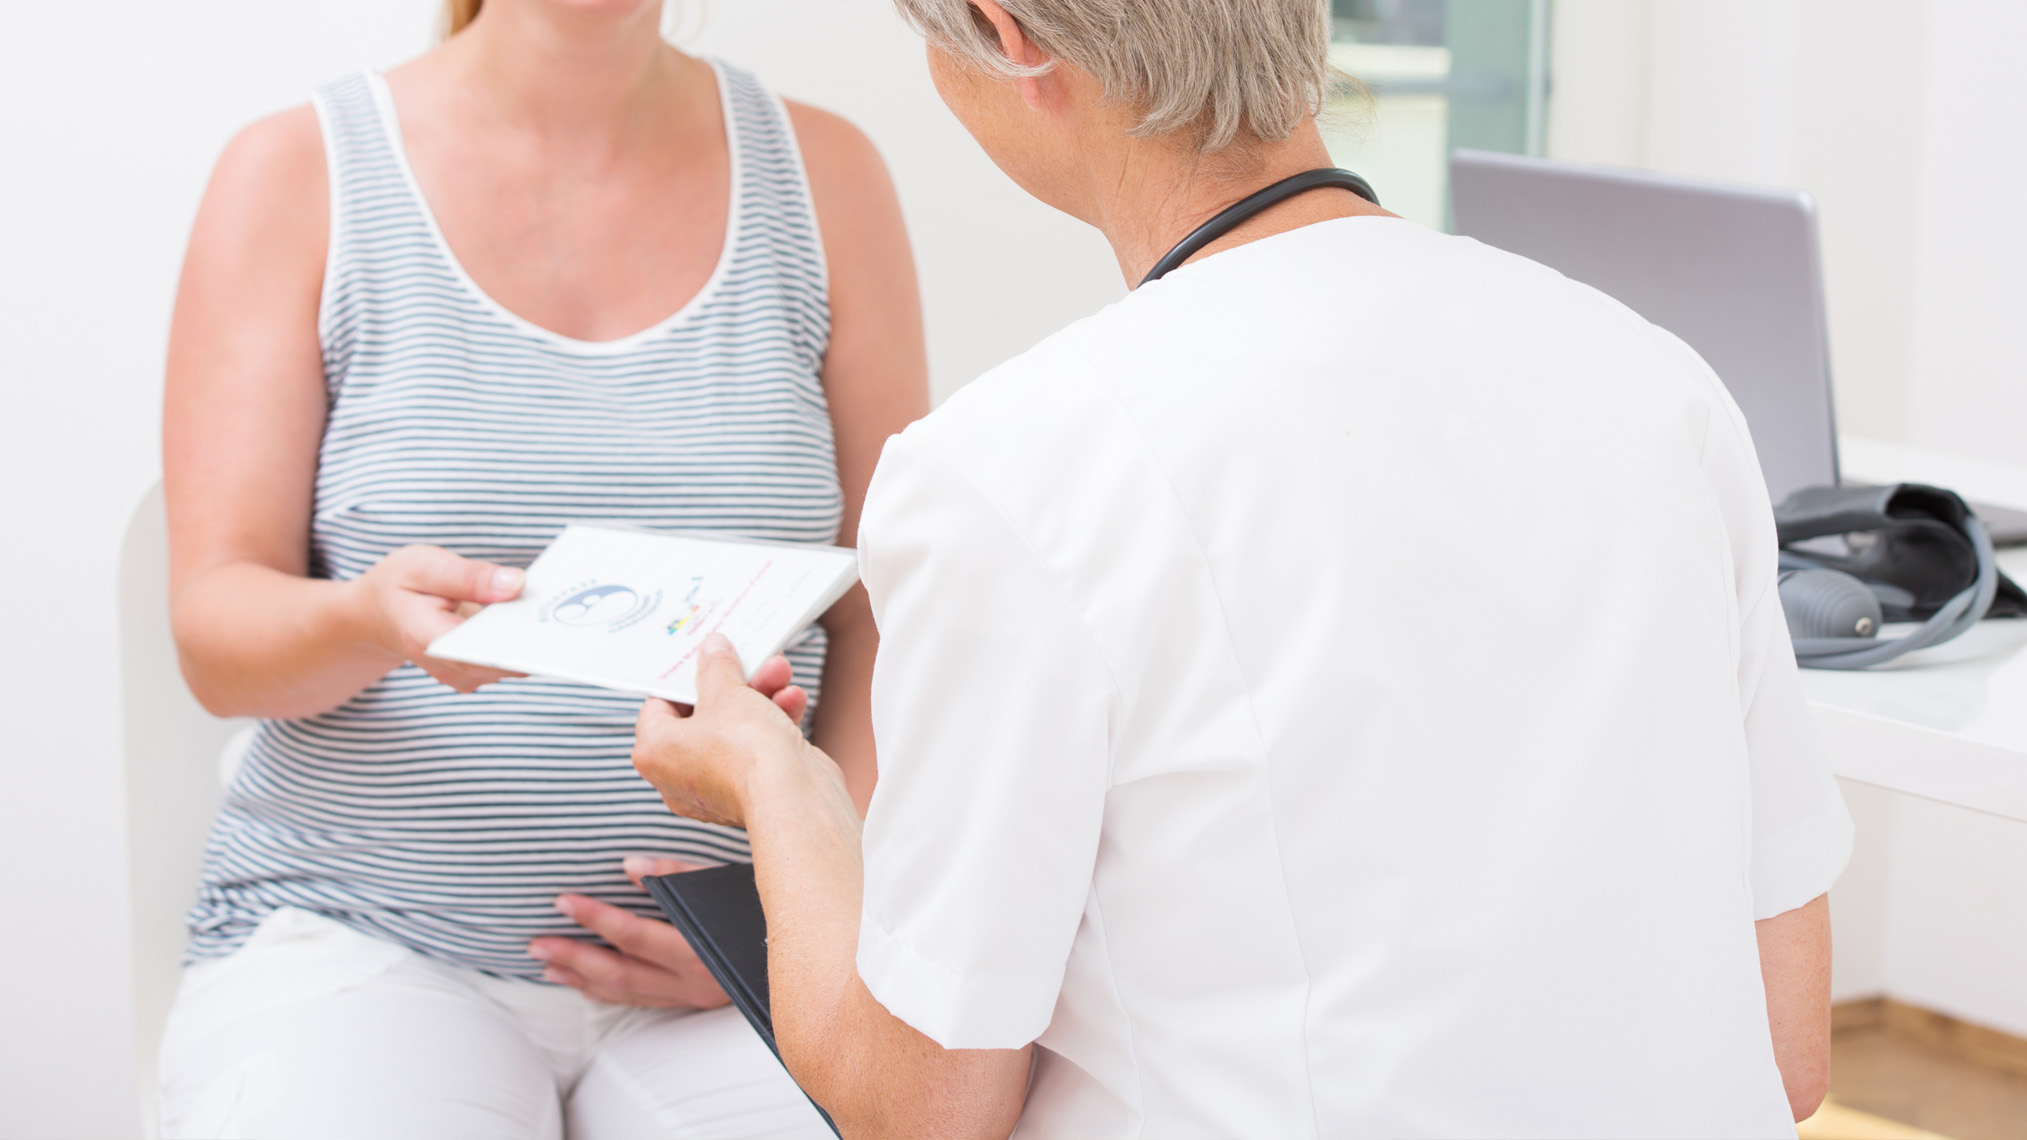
1448, 149, 2027, 545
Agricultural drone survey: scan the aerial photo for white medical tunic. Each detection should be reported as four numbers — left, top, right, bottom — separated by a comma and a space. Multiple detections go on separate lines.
854, 217, 1851, 1138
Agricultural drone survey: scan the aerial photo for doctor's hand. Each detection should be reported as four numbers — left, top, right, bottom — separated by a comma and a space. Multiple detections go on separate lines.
530, 856, 732, 1009
632, 634, 814, 830
353, 544, 528, 693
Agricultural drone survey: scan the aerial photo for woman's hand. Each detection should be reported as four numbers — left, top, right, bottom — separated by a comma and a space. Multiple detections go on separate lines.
633, 635, 812, 829
529, 856, 732, 1009
353, 544, 527, 693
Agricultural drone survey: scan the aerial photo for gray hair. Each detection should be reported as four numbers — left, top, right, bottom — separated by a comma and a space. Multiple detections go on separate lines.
893, 0, 1333, 153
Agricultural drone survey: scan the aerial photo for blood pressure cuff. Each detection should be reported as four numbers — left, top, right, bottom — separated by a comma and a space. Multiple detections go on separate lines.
1774, 483, 2026, 620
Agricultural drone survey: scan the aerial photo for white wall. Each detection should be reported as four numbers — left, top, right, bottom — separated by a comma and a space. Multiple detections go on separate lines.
1879, 796, 2027, 1033
1829, 780, 2027, 1038
1552, 0, 2027, 1039
1905, 0, 2027, 468
0, 2, 1115, 1134
1, 7, 434, 1135
1548, 0, 1933, 445
1827, 779, 1893, 1002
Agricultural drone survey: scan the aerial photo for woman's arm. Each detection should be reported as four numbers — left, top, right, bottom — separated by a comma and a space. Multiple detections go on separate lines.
164, 108, 521, 719
788, 103, 930, 814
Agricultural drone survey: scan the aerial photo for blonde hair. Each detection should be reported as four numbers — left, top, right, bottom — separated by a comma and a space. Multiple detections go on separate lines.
891, 0, 1332, 153
444, 0, 483, 36
442, 1, 702, 42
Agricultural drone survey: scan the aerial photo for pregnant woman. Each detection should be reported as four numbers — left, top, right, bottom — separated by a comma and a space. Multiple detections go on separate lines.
156, 0, 925, 1135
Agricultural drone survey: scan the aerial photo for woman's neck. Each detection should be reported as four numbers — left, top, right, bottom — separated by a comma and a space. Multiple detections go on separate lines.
430, 1, 692, 162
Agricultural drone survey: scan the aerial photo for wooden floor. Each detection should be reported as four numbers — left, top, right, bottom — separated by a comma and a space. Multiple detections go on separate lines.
1798, 999, 2027, 1140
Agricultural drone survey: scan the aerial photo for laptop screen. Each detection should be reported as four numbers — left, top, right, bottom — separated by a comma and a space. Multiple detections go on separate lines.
1449, 149, 1840, 507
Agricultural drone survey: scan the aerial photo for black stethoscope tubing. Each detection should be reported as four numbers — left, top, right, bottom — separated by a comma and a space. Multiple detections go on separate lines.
1138, 167, 1380, 287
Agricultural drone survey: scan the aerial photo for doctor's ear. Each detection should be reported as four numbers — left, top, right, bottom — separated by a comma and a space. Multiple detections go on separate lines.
968, 0, 1055, 110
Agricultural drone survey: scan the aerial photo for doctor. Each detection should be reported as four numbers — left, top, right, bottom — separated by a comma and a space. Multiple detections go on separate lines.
632, 0, 1851, 1135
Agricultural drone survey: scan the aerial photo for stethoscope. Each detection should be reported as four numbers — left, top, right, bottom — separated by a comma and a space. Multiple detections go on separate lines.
1139, 167, 1380, 286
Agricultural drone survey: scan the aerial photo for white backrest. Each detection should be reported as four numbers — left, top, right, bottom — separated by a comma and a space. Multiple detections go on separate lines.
118, 481, 249, 1131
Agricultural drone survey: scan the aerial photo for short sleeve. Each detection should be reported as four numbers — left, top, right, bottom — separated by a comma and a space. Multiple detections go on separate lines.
1738, 584, 1853, 919
853, 431, 1114, 1049
1692, 361, 1854, 920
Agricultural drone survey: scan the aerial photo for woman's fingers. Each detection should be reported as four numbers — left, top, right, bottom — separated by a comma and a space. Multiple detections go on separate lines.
530, 909, 731, 1010
392, 544, 525, 605
377, 585, 480, 668
412, 655, 523, 693
355, 546, 528, 688
417, 657, 510, 683
623, 855, 702, 888
555, 893, 710, 972
550, 892, 729, 1006
364, 545, 524, 664
531, 940, 687, 1008
529, 935, 618, 983
383, 587, 466, 652
368, 551, 530, 693
534, 958, 629, 1004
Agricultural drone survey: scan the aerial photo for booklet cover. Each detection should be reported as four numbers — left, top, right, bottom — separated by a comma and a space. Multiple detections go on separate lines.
427, 524, 859, 706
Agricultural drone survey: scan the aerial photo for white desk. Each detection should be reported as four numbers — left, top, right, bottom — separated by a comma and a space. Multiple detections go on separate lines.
1800, 438, 2027, 823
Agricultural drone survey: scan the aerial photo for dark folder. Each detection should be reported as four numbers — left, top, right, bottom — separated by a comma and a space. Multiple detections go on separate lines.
643, 864, 840, 1137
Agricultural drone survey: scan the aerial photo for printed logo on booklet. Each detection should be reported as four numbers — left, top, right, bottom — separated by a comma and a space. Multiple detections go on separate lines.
541, 581, 664, 633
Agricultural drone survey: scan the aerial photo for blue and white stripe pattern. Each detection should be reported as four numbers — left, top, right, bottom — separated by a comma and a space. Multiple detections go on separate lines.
186, 62, 839, 978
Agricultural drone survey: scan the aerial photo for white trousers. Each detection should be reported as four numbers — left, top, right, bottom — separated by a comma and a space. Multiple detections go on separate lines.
157, 907, 832, 1140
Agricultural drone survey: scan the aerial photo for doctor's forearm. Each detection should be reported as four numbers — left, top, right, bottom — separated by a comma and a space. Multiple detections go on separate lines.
744, 747, 1029, 1139
1757, 894, 1831, 1121
744, 746, 879, 1128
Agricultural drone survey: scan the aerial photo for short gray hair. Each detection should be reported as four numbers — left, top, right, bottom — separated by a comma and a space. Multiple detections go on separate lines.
894, 0, 1333, 153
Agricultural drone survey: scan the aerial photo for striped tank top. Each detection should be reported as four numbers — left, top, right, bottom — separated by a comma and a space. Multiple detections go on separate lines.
186, 62, 839, 978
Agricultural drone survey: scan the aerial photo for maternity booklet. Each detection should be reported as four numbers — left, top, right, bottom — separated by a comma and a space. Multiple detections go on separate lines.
427, 524, 858, 706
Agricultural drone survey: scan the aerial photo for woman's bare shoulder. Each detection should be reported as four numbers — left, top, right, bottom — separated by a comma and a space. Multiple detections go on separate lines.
170, 102, 329, 395
783, 101, 899, 214
192, 103, 328, 270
